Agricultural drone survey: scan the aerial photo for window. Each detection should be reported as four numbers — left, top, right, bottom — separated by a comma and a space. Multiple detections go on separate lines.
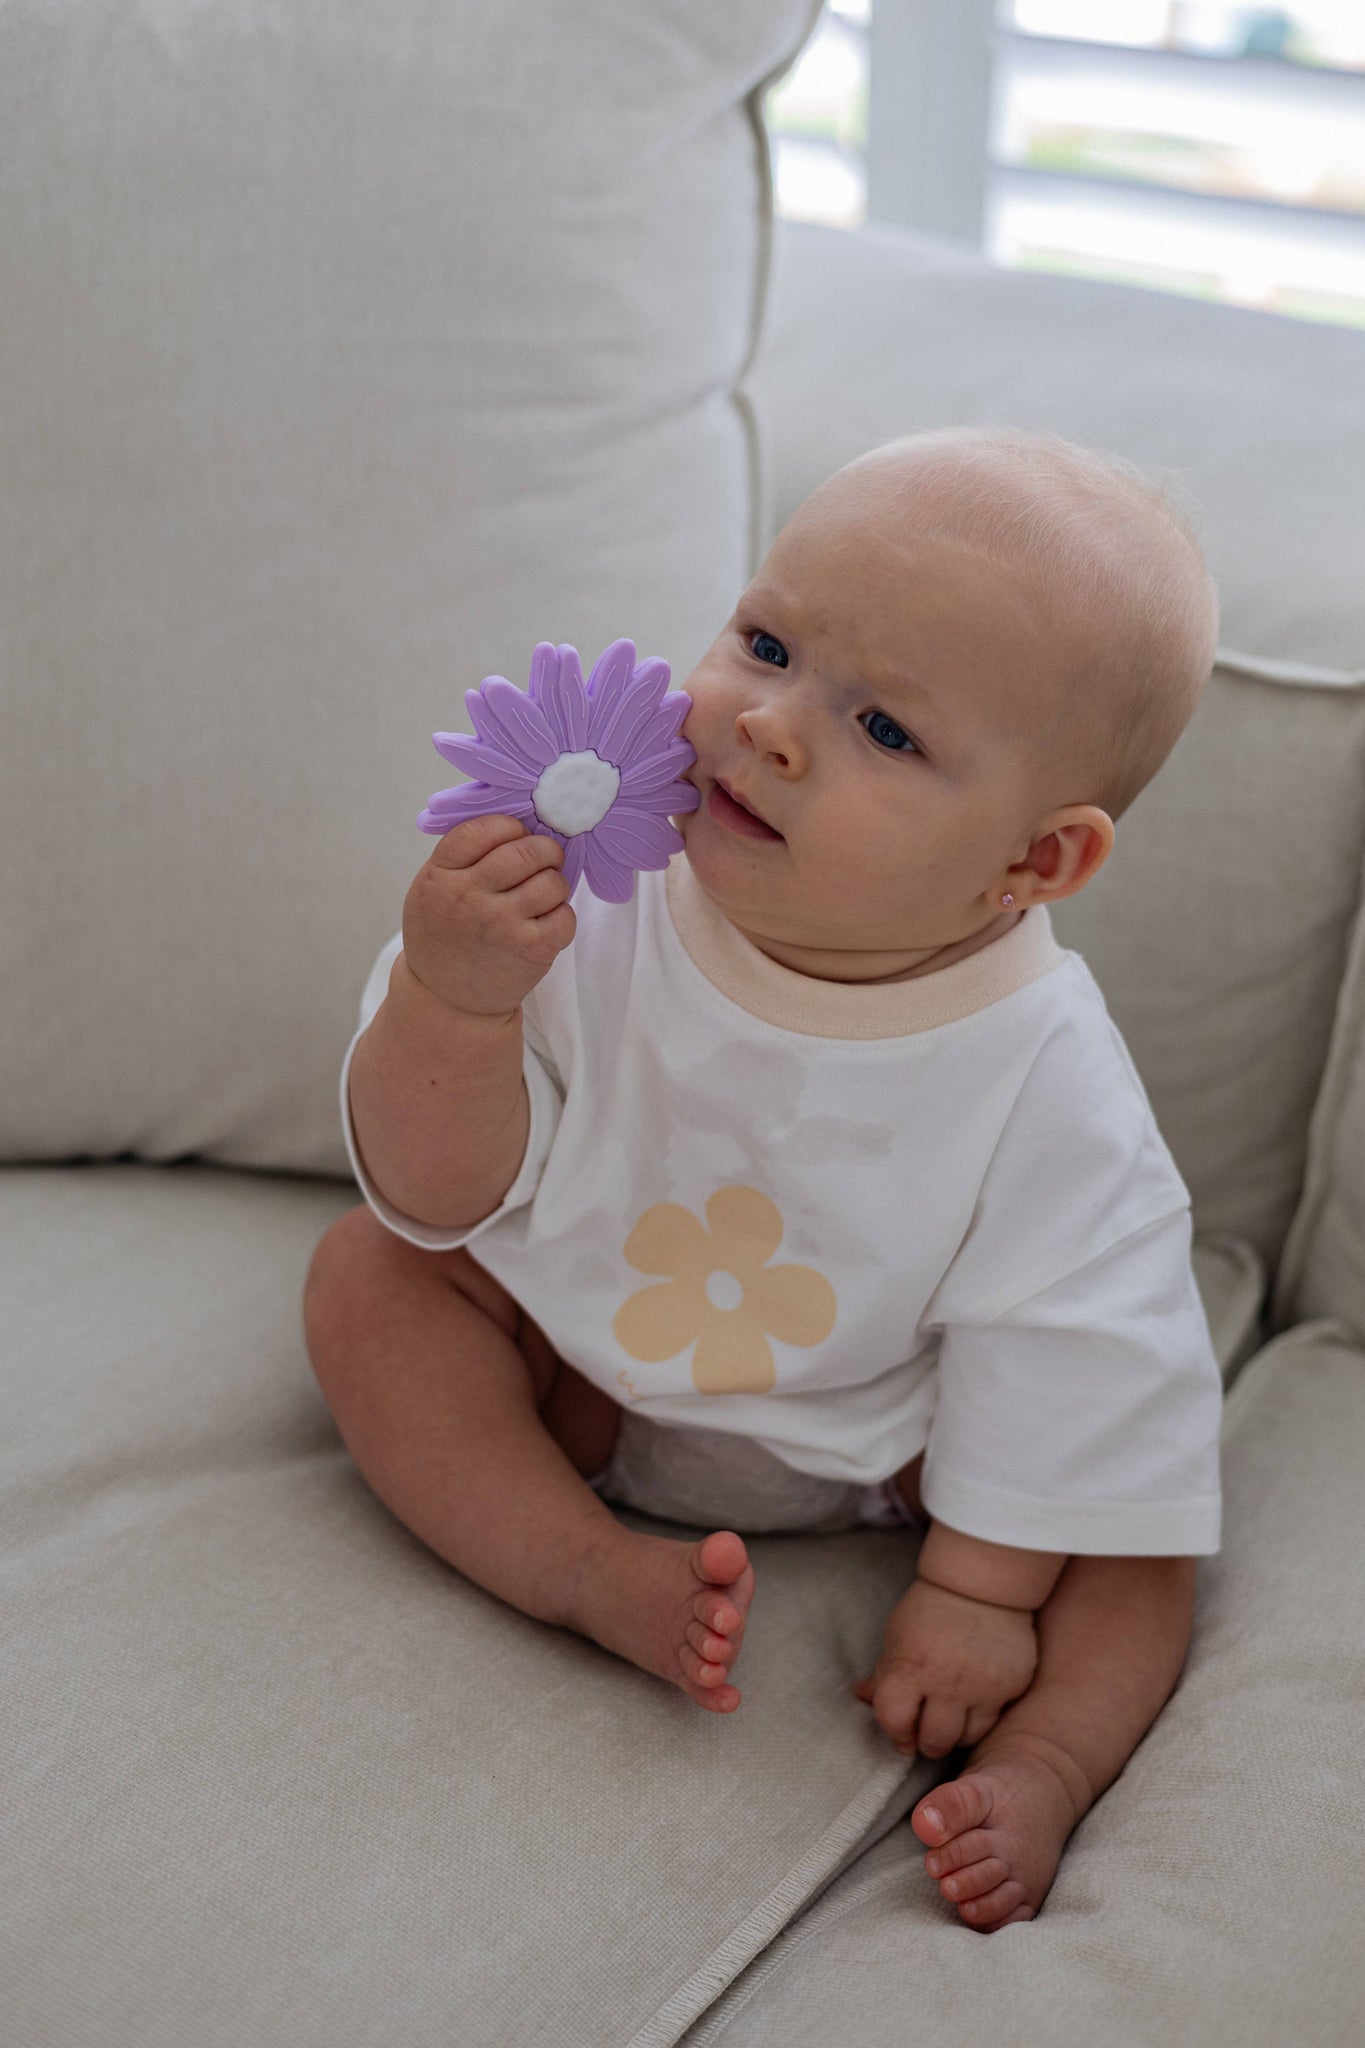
767, 0, 871, 227
767, 1, 1365, 328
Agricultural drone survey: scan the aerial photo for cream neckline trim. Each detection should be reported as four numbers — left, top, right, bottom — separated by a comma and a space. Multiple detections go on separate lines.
662, 853, 1067, 1040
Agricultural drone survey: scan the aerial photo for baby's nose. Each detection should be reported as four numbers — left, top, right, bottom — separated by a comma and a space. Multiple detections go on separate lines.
737, 708, 801, 769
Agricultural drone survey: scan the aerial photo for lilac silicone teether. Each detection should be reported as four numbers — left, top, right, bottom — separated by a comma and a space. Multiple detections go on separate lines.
417, 639, 700, 903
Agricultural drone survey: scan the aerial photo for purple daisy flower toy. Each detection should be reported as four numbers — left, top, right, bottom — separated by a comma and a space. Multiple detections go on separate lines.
417, 639, 700, 903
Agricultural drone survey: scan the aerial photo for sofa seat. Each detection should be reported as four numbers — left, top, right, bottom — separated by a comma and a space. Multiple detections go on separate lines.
680, 1317, 1365, 2048
3, 1161, 1302, 2047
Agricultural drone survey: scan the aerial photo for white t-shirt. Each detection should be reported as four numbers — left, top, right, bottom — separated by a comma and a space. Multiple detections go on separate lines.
340, 855, 1223, 1556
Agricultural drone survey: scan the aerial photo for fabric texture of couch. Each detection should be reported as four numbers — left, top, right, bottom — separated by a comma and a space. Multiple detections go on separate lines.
4, 6, 1364, 2045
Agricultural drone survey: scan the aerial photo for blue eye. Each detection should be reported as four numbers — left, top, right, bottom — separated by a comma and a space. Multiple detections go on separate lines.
749, 631, 788, 668
861, 711, 919, 755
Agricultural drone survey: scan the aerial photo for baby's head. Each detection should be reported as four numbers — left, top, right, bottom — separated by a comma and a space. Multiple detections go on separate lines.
675, 425, 1219, 983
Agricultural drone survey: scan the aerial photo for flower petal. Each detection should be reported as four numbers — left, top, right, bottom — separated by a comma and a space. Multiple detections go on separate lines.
531, 642, 591, 753
643, 779, 701, 815
585, 638, 637, 714
589, 664, 670, 765
618, 740, 700, 798
691, 1317, 776, 1396
744, 1262, 838, 1347
615, 703, 696, 768
559, 834, 588, 897
612, 1279, 706, 1364
594, 807, 684, 870
580, 828, 638, 903
704, 1186, 785, 1272
466, 678, 560, 769
658, 688, 693, 733
431, 733, 537, 791
622, 1200, 711, 1278
417, 787, 537, 834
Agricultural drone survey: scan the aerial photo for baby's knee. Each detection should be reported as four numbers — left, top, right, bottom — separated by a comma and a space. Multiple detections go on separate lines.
302, 1204, 388, 1360
302, 1205, 526, 1381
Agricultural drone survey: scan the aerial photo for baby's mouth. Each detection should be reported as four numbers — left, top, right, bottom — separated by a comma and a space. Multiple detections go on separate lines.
709, 778, 784, 843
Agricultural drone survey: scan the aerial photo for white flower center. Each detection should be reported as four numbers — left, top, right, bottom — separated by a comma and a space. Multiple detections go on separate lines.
532, 749, 621, 836
704, 1269, 744, 1314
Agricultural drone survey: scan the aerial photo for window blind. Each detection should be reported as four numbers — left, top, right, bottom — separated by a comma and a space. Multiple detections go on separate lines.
767, 1, 1365, 330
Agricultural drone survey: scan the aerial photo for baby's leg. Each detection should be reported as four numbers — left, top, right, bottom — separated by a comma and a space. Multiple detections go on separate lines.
910, 1553, 1197, 1929
303, 1205, 755, 1711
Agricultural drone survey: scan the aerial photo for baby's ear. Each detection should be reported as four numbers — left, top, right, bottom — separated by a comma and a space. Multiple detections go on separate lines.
1030, 807, 1114, 905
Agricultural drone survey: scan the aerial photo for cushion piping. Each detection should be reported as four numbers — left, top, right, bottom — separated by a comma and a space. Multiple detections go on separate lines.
1214, 649, 1365, 690
628, 1756, 914, 2048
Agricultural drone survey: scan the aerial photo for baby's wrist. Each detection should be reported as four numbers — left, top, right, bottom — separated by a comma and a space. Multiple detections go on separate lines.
392, 949, 521, 1035
914, 1572, 1036, 1617
916, 1518, 1067, 1613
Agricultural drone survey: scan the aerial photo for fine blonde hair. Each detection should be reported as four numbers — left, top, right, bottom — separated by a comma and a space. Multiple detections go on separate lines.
842, 426, 1221, 824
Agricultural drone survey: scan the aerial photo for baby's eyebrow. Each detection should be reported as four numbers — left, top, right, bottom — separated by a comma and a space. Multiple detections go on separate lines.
871, 665, 945, 728
876, 667, 932, 706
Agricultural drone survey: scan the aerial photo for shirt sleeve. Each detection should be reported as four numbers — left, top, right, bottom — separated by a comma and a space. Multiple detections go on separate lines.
920, 1205, 1224, 1556
917, 998, 1223, 1557
337, 931, 565, 1253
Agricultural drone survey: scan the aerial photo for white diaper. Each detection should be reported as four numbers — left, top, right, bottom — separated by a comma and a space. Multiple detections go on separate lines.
587, 1408, 925, 1536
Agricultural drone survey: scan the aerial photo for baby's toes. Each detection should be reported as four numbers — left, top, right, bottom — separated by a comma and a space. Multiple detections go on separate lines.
692, 1678, 742, 1715
694, 1529, 749, 1589
679, 1643, 730, 1691
677, 1643, 742, 1713
954, 1877, 1030, 1930
911, 1774, 994, 1850
686, 1619, 736, 1669
694, 1588, 747, 1650
937, 1854, 1011, 1906
923, 1827, 996, 1882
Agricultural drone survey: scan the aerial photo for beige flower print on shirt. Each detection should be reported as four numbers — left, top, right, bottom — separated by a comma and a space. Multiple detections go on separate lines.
613, 1186, 837, 1395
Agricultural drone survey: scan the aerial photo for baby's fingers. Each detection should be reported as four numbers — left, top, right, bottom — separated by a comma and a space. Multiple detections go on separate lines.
867, 1670, 925, 1754
916, 1696, 969, 1760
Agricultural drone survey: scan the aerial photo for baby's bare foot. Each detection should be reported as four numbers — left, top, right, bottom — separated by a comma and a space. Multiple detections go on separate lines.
567, 1526, 756, 1712
910, 1731, 1093, 1929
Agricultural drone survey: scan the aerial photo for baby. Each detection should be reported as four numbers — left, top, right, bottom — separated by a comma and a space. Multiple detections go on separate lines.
304, 425, 1224, 1932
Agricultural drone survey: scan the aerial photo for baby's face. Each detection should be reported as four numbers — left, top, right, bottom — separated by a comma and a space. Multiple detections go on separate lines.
674, 481, 1075, 976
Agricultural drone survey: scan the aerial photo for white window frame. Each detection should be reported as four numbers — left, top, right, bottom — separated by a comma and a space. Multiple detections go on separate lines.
866, 0, 998, 241
865, 2, 1365, 282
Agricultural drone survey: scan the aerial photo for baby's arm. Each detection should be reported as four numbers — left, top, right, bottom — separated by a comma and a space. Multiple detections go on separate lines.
348, 953, 528, 1229
348, 813, 575, 1229
917, 1522, 1067, 1612
854, 1523, 1068, 1759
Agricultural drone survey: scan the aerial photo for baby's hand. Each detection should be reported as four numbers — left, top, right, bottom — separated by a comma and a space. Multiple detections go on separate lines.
852, 1577, 1039, 1760
402, 813, 576, 1018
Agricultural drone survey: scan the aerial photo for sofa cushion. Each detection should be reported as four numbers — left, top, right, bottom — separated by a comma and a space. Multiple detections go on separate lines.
749, 219, 1365, 1279
1274, 875, 1365, 1343
0, 0, 821, 1176
1193, 1230, 1266, 1385
0, 1163, 1264, 2047
678, 1315, 1365, 2048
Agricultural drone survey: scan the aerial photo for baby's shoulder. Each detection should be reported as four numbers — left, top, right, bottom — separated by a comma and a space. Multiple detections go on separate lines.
1009, 953, 1164, 1138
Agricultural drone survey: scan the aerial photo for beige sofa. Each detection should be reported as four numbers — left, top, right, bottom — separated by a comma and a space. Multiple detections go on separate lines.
3, 7, 1363, 2044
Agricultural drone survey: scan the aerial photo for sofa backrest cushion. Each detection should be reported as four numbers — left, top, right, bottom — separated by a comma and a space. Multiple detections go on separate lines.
749, 220, 1365, 1278
1274, 876, 1365, 1343
0, 0, 821, 1172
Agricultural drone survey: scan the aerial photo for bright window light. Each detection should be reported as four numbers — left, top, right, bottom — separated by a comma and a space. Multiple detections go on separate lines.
767, 5, 869, 227
767, 2, 1365, 327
